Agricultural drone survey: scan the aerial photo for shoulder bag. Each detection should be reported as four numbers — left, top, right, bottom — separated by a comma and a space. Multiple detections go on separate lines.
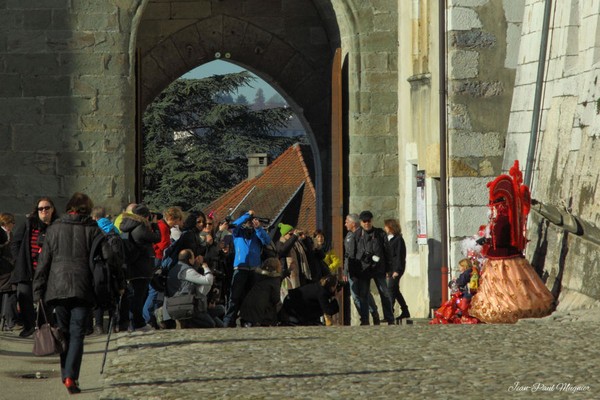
32, 301, 67, 357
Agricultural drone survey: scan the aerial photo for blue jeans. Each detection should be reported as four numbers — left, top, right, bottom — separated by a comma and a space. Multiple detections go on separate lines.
348, 275, 379, 316
223, 268, 254, 327
54, 301, 91, 381
357, 274, 394, 324
142, 285, 159, 324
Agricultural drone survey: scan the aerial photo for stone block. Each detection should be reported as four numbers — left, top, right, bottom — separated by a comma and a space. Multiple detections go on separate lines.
56, 151, 94, 176
450, 29, 496, 49
450, 0, 489, 6
507, 110, 531, 134
171, 24, 209, 69
70, 0, 114, 13
0, 73, 21, 97
0, 122, 9, 145
361, 31, 397, 52
243, 0, 282, 17
449, 50, 479, 79
503, 0, 525, 23
450, 131, 504, 157
448, 177, 489, 206
448, 7, 483, 31
171, 1, 211, 19
370, 92, 397, 114
0, 98, 43, 124
353, 176, 399, 196
363, 71, 397, 93
44, 96, 97, 116
22, 9, 52, 30
282, 0, 319, 17
448, 205, 489, 237
74, 12, 120, 32
7, 0, 67, 8
46, 31, 96, 52
12, 124, 69, 152
505, 22, 521, 69
22, 75, 70, 97
142, 2, 170, 20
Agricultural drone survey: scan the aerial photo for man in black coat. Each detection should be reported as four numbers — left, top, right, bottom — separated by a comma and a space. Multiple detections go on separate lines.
354, 210, 395, 325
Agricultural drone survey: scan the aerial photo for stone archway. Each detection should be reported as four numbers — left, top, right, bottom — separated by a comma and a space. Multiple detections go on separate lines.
134, 0, 342, 228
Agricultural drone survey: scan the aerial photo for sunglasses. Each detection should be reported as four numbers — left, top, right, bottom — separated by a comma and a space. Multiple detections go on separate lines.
206, 223, 213, 226
37, 206, 52, 212
361, 219, 372, 223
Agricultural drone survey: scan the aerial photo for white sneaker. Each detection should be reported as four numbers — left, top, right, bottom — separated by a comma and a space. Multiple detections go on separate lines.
136, 324, 155, 333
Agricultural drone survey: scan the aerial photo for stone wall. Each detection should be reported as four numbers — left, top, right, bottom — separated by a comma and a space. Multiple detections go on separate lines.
505, 0, 600, 308
446, 0, 524, 277
0, 0, 140, 217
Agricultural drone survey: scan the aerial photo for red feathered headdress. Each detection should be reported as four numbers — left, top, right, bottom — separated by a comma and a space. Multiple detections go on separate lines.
486, 160, 531, 251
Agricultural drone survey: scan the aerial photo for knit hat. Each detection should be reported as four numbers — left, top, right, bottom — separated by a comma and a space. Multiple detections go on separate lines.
278, 223, 294, 236
133, 204, 150, 218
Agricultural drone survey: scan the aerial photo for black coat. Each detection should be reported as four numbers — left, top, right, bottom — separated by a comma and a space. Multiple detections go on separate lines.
10, 216, 54, 284
355, 227, 387, 276
385, 234, 406, 276
32, 214, 102, 306
240, 270, 281, 325
119, 214, 160, 280
283, 282, 339, 325
0, 229, 15, 293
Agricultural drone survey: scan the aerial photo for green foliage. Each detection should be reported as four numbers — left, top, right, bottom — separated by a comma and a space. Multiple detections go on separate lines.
142, 73, 300, 212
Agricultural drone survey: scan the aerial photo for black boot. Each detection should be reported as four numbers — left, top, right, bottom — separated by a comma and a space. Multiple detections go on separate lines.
371, 313, 380, 325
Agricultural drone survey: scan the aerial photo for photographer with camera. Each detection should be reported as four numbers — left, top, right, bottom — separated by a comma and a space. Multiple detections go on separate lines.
354, 211, 395, 325
222, 210, 271, 327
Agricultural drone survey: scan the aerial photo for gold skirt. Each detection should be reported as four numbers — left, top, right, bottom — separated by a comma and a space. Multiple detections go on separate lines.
470, 257, 555, 323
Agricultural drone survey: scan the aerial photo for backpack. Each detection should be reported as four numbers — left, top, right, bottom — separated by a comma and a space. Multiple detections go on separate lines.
120, 231, 141, 267
150, 235, 187, 295
89, 232, 125, 307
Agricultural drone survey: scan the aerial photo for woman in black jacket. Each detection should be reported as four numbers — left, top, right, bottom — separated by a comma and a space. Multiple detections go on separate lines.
118, 204, 161, 332
33, 192, 101, 394
10, 197, 59, 337
383, 218, 410, 323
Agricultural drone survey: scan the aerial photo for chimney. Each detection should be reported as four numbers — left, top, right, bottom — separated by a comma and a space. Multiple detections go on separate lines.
247, 153, 269, 179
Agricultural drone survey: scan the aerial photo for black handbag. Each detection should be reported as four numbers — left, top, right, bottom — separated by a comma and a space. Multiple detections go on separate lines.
165, 293, 196, 320
32, 301, 67, 357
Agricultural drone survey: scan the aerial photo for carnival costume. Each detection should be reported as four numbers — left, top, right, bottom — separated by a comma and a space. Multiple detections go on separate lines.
469, 161, 555, 323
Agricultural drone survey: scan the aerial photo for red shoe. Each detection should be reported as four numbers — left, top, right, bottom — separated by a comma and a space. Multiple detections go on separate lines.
64, 377, 81, 394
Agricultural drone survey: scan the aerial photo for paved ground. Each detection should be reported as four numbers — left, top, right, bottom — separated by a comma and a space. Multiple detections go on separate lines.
1, 309, 599, 399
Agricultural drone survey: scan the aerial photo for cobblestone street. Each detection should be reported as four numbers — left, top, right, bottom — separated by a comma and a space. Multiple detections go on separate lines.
96, 312, 598, 400
2, 311, 597, 399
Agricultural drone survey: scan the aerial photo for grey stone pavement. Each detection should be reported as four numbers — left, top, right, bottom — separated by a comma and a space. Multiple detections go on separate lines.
1, 309, 599, 400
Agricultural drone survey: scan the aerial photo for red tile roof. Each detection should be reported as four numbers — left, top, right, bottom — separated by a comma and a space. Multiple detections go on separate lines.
204, 143, 317, 233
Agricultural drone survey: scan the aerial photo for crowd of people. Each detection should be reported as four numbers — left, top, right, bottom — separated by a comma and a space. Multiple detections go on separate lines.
0, 162, 556, 394
0, 192, 412, 393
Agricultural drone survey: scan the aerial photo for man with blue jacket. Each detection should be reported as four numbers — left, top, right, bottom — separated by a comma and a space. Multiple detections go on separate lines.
222, 210, 271, 327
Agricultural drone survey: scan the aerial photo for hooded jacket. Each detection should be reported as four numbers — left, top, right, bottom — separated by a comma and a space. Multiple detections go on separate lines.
32, 213, 101, 306
119, 213, 160, 279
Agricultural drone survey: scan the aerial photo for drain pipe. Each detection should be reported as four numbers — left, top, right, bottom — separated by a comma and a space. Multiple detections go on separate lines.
524, 0, 553, 187
439, 0, 449, 304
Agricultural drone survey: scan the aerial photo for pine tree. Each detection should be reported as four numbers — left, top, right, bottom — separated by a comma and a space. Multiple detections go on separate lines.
142, 73, 299, 211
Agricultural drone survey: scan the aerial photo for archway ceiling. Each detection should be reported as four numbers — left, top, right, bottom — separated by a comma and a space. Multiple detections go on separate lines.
137, 0, 341, 152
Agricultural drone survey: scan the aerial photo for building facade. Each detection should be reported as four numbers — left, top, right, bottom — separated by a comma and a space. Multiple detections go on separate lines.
1, 0, 598, 319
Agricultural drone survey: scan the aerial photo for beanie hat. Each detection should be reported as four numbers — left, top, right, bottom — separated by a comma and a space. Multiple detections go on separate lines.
133, 204, 150, 218
278, 223, 294, 236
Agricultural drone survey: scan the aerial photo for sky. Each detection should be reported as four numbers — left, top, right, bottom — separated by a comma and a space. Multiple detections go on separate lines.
181, 60, 278, 101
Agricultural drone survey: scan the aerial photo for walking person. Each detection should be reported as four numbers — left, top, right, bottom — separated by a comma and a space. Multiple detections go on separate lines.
383, 218, 410, 323
355, 211, 395, 325
342, 213, 380, 325
32, 192, 102, 394
10, 197, 59, 337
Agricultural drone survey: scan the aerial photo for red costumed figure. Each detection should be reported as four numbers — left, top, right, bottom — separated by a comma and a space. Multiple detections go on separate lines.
469, 161, 555, 323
